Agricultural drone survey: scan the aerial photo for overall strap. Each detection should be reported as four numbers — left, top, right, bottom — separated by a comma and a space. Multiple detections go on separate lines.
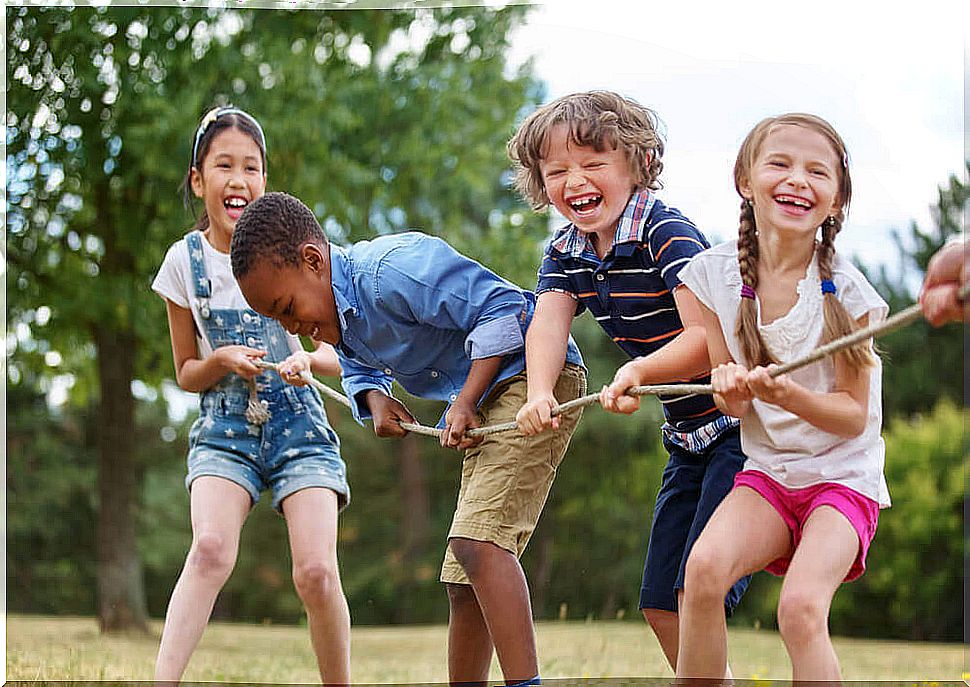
185, 231, 270, 425
185, 230, 212, 319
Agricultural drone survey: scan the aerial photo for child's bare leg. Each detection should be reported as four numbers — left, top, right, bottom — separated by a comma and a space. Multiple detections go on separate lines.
154, 477, 250, 681
646, 597, 737, 679
642, 608, 679, 670
448, 538, 538, 683
677, 487, 790, 679
446, 582, 494, 685
777, 506, 857, 682
283, 487, 350, 685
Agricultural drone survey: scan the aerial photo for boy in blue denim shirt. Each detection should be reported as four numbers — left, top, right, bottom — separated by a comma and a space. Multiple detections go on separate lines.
230, 191, 586, 686
510, 91, 749, 675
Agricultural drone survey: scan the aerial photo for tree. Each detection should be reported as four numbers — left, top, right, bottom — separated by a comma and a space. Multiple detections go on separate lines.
865, 165, 968, 419
6, 4, 539, 632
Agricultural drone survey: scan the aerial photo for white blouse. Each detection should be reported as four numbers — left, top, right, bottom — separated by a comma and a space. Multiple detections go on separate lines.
680, 240, 891, 508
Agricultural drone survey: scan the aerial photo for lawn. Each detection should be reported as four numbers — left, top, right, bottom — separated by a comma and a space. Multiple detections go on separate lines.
5, 613, 965, 683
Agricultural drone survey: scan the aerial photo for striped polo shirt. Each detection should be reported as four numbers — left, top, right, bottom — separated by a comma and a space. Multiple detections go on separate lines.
537, 190, 737, 446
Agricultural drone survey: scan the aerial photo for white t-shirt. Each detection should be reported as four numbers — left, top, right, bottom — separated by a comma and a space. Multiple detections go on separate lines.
151, 231, 304, 359
680, 240, 891, 508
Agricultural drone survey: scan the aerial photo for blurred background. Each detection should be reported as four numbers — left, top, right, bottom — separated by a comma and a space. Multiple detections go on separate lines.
5, 0, 966, 648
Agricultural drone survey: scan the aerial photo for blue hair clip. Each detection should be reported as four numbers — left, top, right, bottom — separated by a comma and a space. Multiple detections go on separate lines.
191, 106, 266, 168
821, 279, 837, 295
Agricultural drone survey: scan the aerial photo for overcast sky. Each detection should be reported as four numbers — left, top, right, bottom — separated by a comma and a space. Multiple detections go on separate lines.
507, 0, 967, 274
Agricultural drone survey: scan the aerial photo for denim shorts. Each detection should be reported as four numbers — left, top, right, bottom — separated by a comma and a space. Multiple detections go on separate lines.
639, 425, 749, 614
186, 381, 349, 513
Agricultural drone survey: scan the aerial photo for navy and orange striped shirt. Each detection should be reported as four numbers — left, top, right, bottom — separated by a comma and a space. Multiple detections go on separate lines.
537, 190, 736, 443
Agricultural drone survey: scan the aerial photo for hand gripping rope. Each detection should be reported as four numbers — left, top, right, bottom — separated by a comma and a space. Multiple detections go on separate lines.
254, 292, 960, 440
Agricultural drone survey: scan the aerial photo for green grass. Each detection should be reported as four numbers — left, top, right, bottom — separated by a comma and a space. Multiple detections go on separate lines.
5, 613, 965, 682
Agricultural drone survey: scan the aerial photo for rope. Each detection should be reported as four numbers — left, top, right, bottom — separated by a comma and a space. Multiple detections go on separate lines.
255, 292, 955, 439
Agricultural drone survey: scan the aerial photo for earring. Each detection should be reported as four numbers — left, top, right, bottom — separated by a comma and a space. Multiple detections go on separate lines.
826, 216, 836, 227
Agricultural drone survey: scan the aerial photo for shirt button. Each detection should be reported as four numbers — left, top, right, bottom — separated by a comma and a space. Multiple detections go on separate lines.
449, 394, 457, 402
595, 273, 605, 281
430, 371, 439, 378
384, 368, 392, 375
242, 313, 252, 323
247, 337, 256, 346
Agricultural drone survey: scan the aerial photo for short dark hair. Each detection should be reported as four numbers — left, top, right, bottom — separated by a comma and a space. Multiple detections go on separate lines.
230, 192, 328, 279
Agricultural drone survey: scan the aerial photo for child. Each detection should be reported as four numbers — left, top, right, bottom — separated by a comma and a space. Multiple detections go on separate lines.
509, 90, 749, 673
675, 113, 891, 680
229, 191, 587, 686
151, 107, 352, 683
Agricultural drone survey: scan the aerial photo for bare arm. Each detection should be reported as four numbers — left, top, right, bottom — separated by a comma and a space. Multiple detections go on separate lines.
275, 340, 342, 386
694, 295, 754, 418
164, 299, 264, 393
601, 285, 712, 414
442, 355, 504, 450
515, 291, 575, 434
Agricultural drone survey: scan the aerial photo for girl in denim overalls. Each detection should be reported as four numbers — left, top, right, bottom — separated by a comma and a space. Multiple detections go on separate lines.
151, 107, 351, 682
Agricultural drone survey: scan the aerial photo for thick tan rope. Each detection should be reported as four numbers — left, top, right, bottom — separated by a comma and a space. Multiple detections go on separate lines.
255, 295, 951, 439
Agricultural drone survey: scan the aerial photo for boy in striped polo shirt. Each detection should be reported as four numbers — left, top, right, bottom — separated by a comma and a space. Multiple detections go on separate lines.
509, 91, 748, 675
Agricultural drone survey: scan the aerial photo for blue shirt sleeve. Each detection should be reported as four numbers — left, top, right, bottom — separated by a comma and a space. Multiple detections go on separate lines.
337, 350, 394, 425
645, 212, 711, 291
374, 235, 529, 359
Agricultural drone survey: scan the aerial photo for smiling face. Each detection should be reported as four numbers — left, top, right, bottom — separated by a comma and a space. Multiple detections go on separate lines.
739, 123, 842, 239
538, 123, 638, 245
236, 241, 341, 344
191, 126, 266, 248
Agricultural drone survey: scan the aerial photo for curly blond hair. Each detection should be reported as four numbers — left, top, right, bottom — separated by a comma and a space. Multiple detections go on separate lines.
507, 90, 664, 209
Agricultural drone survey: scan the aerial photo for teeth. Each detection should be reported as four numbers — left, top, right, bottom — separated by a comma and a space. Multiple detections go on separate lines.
570, 196, 600, 209
777, 195, 811, 208
310, 325, 319, 339
225, 197, 247, 208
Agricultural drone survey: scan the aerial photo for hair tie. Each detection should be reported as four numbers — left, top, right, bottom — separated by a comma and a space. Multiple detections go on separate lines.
740, 284, 756, 300
820, 279, 837, 295
191, 106, 267, 168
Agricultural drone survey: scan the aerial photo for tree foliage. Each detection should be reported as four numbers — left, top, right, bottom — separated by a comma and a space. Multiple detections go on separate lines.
6, 3, 965, 642
865, 165, 968, 419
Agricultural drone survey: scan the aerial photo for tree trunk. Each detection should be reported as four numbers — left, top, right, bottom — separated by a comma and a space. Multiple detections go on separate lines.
393, 433, 430, 624
95, 324, 149, 633
529, 526, 554, 619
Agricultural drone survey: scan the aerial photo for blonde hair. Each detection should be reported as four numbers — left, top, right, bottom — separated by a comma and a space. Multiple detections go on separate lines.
507, 90, 664, 209
733, 113, 875, 371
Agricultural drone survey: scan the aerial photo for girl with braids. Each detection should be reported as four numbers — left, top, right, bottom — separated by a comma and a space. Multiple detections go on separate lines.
675, 113, 890, 680
151, 106, 351, 683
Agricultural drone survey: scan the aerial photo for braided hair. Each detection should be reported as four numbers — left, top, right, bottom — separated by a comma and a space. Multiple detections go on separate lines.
732, 113, 875, 371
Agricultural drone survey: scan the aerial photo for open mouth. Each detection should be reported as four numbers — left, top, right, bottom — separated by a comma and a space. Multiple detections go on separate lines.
774, 194, 813, 212
224, 196, 249, 219
309, 324, 320, 339
568, 194, 603, 214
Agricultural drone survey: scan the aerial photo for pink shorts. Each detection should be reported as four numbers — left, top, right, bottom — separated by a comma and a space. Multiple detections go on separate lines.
734, 470, 880, 582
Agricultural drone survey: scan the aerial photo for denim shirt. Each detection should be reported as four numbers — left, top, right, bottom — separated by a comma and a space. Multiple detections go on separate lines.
331, 232, 584, 427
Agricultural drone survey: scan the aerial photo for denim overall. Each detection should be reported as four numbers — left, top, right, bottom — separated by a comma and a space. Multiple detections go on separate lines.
184, 231, 349, 512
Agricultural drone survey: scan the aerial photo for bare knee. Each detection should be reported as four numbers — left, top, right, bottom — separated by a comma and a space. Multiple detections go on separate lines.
448, 538, 487, 580
187, 531, 237, 583
292, 559, 342, 610
682, 545, 734, 607
777, 588, 829, 646
446, 581, 478, 610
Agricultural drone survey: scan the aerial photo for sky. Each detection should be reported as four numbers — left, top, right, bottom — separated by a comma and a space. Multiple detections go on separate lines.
506, 0, 967, 275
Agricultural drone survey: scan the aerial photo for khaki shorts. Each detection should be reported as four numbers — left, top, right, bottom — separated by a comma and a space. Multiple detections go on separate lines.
440, 363, 587, 584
